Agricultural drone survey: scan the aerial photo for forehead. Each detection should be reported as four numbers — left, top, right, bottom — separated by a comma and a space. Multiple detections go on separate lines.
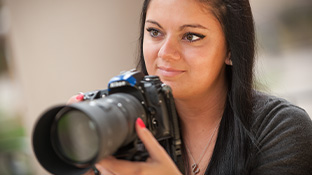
146, 0, 217, 25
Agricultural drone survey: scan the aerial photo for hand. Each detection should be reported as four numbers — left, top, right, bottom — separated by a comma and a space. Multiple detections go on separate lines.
93, 118, 183, 175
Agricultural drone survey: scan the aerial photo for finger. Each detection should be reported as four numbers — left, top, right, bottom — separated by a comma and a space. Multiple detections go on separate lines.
98, 156, 147, 175
66, 93, 84, 104
146, 157, 153, 163
135, 118, 168, 161
95, 164, 115, 175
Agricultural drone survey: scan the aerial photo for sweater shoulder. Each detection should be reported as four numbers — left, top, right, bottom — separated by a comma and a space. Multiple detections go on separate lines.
250, 91, 312, 174
251, 91, 311, 129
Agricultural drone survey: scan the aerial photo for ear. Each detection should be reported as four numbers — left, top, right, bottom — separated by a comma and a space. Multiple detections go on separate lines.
224, 51, 232, 66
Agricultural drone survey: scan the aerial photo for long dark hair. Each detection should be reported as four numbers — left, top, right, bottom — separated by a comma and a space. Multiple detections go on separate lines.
136, 0, 256, 174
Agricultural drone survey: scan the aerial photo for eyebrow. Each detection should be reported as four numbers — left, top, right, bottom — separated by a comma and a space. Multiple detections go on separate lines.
146, 20, 163, 29
180, 24, 208, 30
145, 20, 208, 30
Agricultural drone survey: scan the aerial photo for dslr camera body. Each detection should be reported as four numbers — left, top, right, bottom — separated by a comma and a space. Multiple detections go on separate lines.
32, 70, 183, 175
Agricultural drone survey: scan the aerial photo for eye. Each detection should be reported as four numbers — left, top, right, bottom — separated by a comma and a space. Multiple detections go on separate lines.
183, 33, 205, 42
146, 28, 162, 38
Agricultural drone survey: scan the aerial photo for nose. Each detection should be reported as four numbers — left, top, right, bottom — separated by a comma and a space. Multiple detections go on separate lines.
158, 37, 181, 61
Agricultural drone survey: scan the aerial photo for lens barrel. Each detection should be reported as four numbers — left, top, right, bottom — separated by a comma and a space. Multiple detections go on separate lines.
32, 93, 146, 175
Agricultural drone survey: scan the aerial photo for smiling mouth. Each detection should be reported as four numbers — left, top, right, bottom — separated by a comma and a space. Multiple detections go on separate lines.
157, 66, 185, 77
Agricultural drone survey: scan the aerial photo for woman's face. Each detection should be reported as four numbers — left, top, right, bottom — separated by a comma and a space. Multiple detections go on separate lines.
143, 0, 229, 100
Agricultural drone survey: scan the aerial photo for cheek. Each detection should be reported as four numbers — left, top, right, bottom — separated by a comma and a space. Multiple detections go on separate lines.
183, 47, 213, 70
183, 45, 227, 84
184, 40, 227, 68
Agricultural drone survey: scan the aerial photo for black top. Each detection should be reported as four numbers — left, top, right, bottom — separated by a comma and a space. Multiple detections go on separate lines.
250, 92, 312, 174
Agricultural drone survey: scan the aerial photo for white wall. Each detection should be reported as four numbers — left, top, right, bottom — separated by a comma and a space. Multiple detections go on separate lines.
5, 0, 143, 174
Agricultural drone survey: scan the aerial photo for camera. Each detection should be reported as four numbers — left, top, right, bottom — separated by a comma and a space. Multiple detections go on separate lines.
32, 70, 183, 175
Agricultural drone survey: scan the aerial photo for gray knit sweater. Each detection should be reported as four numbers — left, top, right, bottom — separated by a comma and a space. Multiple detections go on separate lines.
250, 92, 312, 174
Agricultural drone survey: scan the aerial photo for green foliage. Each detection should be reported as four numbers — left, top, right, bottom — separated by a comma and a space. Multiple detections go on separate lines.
0, 37, 8, 74
0, 110, 33, 175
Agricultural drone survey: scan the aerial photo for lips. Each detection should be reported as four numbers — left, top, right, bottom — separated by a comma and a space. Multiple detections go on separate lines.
157, 66, 185, 77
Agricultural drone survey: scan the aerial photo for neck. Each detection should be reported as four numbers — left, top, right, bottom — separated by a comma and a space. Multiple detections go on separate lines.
175, 84, 227, 139
175, 73, 228, 175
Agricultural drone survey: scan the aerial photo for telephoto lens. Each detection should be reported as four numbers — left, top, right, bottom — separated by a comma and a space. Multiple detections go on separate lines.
33, 93, 146, 175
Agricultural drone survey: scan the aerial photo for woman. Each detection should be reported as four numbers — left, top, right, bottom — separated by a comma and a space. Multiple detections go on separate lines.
73, 0, 312, 174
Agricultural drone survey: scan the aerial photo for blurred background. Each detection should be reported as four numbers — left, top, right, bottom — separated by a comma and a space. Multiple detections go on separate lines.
0, 0, 311, 174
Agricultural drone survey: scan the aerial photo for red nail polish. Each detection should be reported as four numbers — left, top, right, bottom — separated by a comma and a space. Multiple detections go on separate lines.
76, 94, 84, 101
136, 118, 146, 128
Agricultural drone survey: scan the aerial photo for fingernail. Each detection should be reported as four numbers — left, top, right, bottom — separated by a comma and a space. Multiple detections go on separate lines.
76, 94, 84, 101
136, 118, 146, 129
